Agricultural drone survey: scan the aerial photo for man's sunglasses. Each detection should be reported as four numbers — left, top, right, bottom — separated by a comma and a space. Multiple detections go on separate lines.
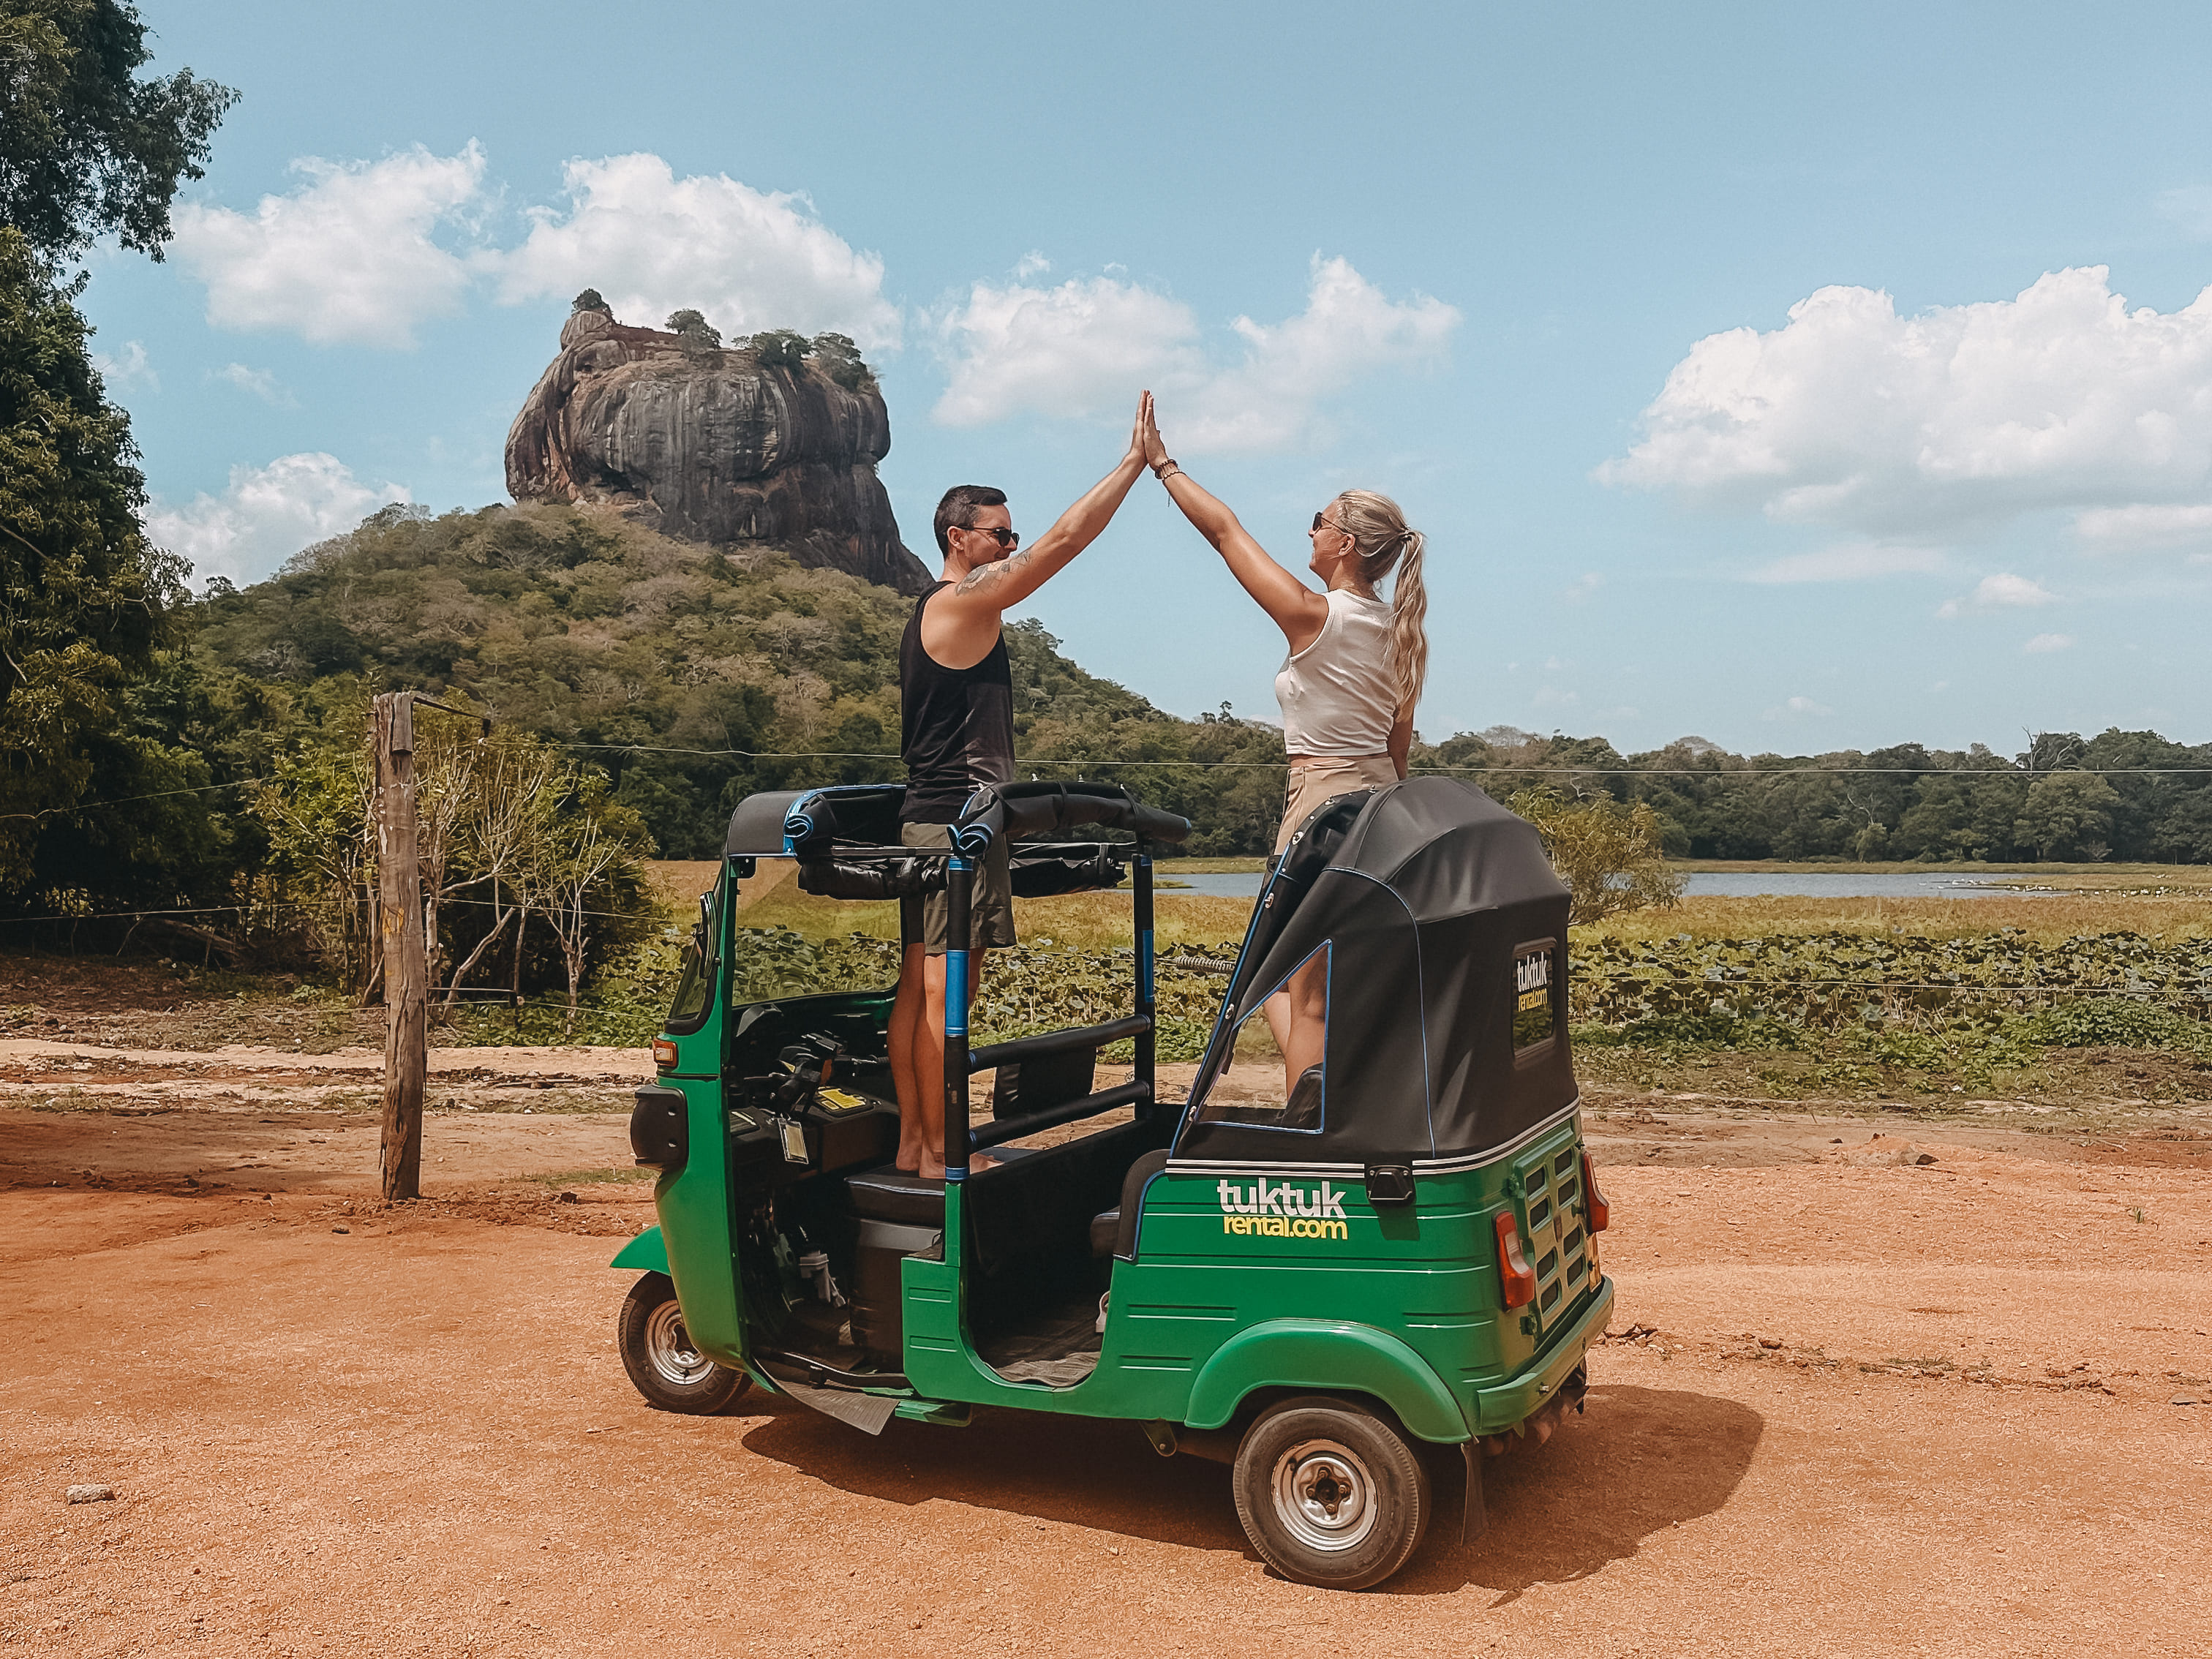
963, 525, 1020, 548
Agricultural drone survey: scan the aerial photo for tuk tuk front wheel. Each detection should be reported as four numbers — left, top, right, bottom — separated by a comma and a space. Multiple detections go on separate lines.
618, 1273, 751, 1414
1230, 1396, 1430, 1591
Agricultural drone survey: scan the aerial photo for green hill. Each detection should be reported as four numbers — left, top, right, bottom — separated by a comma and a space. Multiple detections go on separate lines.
187, 502, 1290, 860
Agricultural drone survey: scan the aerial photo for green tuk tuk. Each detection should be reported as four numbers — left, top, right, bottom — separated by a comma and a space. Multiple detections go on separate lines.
612, 776, 1612, 1590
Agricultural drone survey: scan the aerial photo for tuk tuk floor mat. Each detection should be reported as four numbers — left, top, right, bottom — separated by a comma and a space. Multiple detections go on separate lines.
974, 1291, 1105, 1388
775, 1380, 899, 1434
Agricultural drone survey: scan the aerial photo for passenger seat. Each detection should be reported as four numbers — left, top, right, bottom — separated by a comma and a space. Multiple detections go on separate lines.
1088, 1148, 1170, 1262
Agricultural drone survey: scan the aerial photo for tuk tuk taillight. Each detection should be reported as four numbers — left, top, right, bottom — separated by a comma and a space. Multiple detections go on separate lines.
1494, 1211, 1535, 1309
1581, 1150, 1609, 1233
652, 1038, 679, 1070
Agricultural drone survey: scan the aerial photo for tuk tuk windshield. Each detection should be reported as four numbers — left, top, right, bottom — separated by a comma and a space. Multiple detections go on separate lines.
728, 912, 900, 1007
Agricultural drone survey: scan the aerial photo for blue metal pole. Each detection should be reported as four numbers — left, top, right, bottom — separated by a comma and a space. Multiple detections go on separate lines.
943, 854, 973, 1181
1133, 851, 1156, 1115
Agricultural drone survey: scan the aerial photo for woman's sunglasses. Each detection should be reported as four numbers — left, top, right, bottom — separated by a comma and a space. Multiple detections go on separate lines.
964, 525, 1020, 548
1312, 512, 1342, 534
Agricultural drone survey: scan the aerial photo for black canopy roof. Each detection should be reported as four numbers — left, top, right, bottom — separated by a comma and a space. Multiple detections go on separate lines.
1172, 777, 1577, 1172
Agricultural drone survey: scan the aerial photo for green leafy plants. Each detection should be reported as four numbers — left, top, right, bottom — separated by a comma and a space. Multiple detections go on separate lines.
810, 332, 876, 392
748, 328, 812, 369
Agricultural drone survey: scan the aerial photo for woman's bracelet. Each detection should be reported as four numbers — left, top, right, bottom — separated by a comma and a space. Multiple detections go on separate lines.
1153, 459, 1181, 481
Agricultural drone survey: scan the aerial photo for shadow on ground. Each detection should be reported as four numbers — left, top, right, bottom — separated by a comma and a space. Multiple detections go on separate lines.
1395, 1384, 1764, 1600
734, 1380, 1763, 1594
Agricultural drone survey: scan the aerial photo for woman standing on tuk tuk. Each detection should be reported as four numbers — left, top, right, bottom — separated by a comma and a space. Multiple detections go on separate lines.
1135, 392, 1430, 1099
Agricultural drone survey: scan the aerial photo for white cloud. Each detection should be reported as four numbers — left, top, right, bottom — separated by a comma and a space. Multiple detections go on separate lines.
931, 274, 1194, 426
930, 255, 1459, 453
1603, 266, 2212, 542
1746, 543, 1945, 583
92, 339, 156, 392
2073, 502, 2212, 549
1763, 694, 1835, 720
492, 154, 900, 350
1936, 572, 2058, 617
213, 363, 296, 406
1012, 251, 1051, 279
2023, 632, 2075, 654
172, 144, 486, 348
147, 453, 408, 584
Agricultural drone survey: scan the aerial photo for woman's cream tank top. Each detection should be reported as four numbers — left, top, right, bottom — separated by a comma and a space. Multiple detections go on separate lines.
1274, 589, 1399, 756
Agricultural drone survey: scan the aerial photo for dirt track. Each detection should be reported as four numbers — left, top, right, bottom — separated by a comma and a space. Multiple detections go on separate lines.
4, 1057, 2211, 1655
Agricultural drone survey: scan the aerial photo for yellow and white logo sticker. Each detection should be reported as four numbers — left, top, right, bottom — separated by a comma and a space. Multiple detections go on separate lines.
1217, 1178, 1350, 1241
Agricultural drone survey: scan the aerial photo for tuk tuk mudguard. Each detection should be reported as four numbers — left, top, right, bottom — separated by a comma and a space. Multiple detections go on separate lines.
1183, 1320, 1467, 1442
609, 1226, 669, 1275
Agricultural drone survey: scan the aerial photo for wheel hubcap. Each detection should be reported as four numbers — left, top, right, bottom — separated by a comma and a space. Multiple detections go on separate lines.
1270, 1438, 1379, 1554
643, 1299, 714, 1387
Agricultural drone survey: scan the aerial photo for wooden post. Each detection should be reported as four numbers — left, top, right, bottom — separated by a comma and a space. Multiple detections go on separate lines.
374, 691, 426, 1201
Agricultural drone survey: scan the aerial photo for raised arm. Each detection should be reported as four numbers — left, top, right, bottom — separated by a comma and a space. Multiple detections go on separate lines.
1138, 393, 1328, 653
925, 431, 1148, 663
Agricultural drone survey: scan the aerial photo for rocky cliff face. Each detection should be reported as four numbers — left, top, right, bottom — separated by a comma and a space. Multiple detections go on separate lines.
505, 306, 931, 594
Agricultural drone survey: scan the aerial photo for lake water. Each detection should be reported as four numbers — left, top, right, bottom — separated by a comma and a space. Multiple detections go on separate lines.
1148, 869, 2065, 900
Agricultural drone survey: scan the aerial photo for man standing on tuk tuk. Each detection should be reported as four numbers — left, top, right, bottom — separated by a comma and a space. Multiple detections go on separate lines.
889, 402, 1156, 1178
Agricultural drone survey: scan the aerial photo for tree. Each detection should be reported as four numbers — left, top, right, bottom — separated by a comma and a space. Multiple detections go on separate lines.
1509, 789, 1685, 925
665, 307, 720, 349
0, 0, 238, 260
0, 226, 184, 888
2014, 772, 2121, 862
529, 767, 647, 1036
749, 328, 810, 369
811, 331, 875, 392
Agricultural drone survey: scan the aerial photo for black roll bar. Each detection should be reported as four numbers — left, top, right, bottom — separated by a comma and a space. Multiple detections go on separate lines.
967, 1015, 1152, 1075
969, 1080, 1151, 1152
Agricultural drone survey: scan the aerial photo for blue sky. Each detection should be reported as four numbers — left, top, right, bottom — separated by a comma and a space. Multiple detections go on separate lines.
79, 0, 2212, 753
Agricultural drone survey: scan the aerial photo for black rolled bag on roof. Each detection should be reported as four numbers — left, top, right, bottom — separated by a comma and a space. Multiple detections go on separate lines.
947, 780, 1190, 857
1173, 776, 1578, 1171
726, 779, 1189, 901
797, 844, 1129, 901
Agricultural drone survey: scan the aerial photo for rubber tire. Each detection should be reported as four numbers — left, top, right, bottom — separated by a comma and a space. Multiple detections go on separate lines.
1231, 1396, 1431, 1590
617, 1272, 751, 1415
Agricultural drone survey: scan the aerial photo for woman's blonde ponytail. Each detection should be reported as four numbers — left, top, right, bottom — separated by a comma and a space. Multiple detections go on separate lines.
1331, 489, 1429, 712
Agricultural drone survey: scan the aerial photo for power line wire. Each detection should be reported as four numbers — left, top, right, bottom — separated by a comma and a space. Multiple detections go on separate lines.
554, 740, 2212, 777
0, 776, 271, 823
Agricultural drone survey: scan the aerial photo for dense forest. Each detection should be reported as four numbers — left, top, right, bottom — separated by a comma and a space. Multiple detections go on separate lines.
1432, 726, 2212, 865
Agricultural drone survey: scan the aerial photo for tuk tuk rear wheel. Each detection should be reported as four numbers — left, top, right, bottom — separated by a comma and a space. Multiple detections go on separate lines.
618, 1273, 751, 1414
1230, 1396, 1430, 1590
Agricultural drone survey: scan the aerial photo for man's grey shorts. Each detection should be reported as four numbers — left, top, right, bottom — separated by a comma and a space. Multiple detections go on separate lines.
900, 822, 1017, 953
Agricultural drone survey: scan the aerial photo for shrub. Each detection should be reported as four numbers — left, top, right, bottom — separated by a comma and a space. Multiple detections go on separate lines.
665, 308, 721, 350
1510, 788, 1685, 925
811, 331, 876, 392
750, 328, 812, 369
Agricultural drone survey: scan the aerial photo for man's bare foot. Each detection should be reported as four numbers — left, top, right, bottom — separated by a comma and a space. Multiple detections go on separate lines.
895, 1137, 922, 1173
918, 1151, 998, 1180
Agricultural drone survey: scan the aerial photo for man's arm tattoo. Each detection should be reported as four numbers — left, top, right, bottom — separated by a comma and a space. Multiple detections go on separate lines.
953, 548, 1037, 598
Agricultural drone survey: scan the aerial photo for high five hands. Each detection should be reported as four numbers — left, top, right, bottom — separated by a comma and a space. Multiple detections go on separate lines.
1135, 391, 1170, 473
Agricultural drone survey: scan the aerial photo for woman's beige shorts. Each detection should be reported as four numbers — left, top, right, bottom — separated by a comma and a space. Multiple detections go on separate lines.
1275, 756, 1399, 854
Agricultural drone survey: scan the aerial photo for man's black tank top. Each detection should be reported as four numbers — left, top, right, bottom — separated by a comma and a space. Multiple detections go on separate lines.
899, 582, 1015, 824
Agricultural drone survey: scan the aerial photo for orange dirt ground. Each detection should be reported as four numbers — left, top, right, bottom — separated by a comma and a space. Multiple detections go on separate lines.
3, 1046, 2209, 1656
